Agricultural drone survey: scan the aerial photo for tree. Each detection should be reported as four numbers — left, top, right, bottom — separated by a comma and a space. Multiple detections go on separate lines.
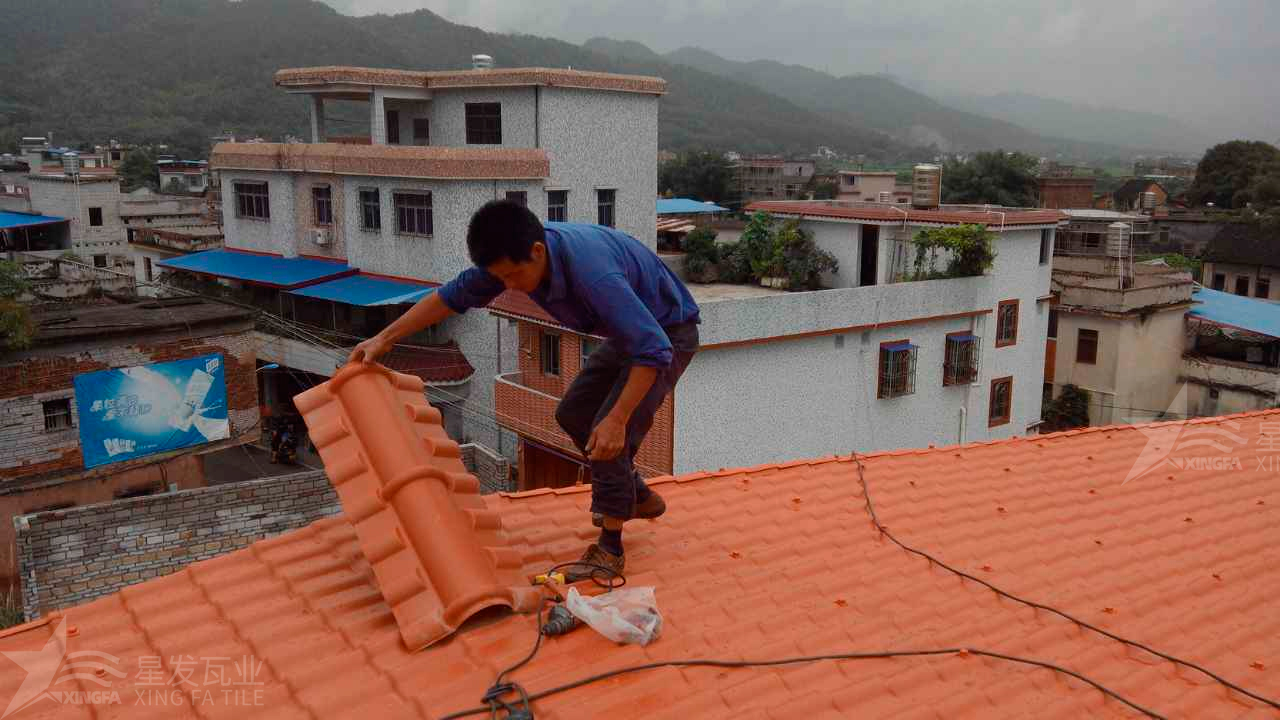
1188, 141, 1280, 209
0, 261, 33, 351
941, 150, 1039, 207
119, 146, 158, 192
1043, 384, 1090, 431
909, 224, 997, 280
658, 150, 734, 205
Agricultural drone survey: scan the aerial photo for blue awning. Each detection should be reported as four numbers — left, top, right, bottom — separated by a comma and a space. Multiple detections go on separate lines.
0, 211, 66, 230
657, 198, 730, 215
287, 274, 435, 306
1190, 286, 1280, 340
157, 250, 352, 289
947, 333, 977, 342
882, 341, 916, 352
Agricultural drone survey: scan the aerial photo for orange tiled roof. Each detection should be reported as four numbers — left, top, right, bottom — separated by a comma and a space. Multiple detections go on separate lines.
275, 66, 667, 95
381, 342, 475, 384
487, 289, 562, 328
292, 364, 541, 649
4, 411, 1280, 717
210, 142, 550, 179
748, 201, 1066, 227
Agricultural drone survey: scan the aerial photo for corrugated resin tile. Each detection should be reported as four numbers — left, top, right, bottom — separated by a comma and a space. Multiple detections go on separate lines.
293, 363, 540, 650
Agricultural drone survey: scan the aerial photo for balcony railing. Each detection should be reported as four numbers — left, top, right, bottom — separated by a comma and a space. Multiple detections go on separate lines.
494, 372, 582, 459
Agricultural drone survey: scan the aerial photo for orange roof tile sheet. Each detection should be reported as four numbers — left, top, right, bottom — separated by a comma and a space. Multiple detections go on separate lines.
4, 410, 1280, 718
748, 200, 1066, 227
486, 289, 562, 327
292, 363, 541, 650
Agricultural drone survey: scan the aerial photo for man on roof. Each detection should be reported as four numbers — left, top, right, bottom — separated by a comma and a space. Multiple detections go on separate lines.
350, 199, 700, 580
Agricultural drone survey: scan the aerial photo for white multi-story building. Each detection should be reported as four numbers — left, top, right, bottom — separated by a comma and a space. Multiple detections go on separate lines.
492, 199, 1063, 487
160, 63, 665, 456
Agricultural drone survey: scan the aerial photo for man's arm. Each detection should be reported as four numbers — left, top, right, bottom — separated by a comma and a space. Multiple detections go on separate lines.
348, 292, 454, 363
348, 267, 504, 363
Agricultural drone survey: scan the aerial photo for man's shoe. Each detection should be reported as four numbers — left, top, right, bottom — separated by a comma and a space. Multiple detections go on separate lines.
563, 544, 625, 583
591, 490, 666, 527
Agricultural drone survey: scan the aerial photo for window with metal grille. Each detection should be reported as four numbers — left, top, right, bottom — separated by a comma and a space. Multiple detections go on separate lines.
943, 333, 980, 385
465, 103, 502, 144
989, 377, 1013, 427
540, 331, 561, 376
995, 299, 1019, 347
547, 190, 567, 222
312, 185, 332, 225
1076, 328, 1098, 364
385, 109, 400, 144
597, 189, 616, 227
394, 192, 432, 236
359, 189, 381, 230
1039, 228, 1052, 264
580, 337, 599, 368
505, 191, 527, 207
43, 398, 72, 431
877, 341, 917, 399
234, 181, 270, 220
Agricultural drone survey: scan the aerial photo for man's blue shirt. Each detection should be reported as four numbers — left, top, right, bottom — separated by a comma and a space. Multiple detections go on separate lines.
437, 222, 700, 367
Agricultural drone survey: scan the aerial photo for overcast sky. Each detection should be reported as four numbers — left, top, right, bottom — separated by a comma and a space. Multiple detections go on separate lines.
322, 0, 1279, 142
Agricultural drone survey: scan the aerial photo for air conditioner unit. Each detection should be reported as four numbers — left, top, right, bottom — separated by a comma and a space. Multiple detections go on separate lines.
312, 228, 330, 246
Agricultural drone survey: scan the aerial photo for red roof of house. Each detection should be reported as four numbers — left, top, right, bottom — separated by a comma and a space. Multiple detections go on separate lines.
748, 201, 1066, 227
381, 341, 475, 384
487, 289, 562, 328
4, 408, 1280, 718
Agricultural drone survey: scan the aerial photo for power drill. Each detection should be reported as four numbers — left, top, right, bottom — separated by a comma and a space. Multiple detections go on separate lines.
540, 604, 582, 636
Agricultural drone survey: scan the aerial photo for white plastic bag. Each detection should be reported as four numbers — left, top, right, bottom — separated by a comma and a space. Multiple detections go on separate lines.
564, 586, 662, 646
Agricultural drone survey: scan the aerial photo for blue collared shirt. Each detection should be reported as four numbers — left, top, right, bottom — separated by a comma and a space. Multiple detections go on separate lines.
437, 222, 700, 367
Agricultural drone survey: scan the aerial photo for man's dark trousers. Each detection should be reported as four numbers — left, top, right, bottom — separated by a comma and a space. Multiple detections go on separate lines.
554, 322, 699, 520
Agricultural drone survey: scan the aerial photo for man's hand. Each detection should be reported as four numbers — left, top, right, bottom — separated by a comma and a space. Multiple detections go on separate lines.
348, 334, 393, 364
586, 414, 627, 461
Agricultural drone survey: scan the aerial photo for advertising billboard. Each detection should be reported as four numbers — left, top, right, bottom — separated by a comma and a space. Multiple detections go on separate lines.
73, 353, 230, 469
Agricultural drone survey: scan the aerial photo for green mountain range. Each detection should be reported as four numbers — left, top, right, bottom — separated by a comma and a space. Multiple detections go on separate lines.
0, 0, 906, 159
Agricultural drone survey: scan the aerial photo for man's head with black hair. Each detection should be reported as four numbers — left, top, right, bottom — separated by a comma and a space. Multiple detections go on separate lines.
467, 199, 548, 293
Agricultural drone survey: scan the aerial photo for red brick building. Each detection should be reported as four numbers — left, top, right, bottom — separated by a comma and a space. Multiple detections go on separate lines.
1035, 176, 1096, 209
0, 297, 259, 584
487, 292, 673, 490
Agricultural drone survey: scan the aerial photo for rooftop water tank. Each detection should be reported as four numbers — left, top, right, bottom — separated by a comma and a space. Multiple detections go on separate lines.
472, 54, 494, 70
61, 151, 81, 176
912, 163, 942, 209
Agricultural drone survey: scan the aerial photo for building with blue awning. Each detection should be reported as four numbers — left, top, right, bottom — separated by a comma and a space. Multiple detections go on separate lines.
157, 249, 354, 289
0, 211, 71, 252
287, 274, 436, 307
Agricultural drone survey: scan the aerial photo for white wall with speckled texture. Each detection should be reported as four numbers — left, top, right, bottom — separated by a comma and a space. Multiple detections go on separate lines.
674, 226, 1054, 473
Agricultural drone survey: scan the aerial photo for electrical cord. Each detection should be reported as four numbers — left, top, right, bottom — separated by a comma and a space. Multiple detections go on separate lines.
847, 449, 1280, 713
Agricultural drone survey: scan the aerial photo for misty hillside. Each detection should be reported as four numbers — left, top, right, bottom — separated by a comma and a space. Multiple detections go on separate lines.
941, 91, 1211, 154
587, 36, 1194, 157
0, 0, 907, 159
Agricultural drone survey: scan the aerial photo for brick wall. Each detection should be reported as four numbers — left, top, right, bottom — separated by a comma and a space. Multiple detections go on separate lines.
0, 329, 259, 478
14, 470, 340, 619
460, 442, 512, 493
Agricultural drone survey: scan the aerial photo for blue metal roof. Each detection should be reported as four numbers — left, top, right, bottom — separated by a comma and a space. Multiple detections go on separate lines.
157, 249, 352, 289
1190, 286, 1280, 340
288, 274, 435, 306
656, 198, 730, 215
0, 211, 67, 230
881, 341, 916, 352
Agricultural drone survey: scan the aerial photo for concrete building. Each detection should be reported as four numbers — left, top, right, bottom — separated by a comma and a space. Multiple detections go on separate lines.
158, 63, 665, 459
1183, 287, 1280, 415
25, 169, 128, 263
0, 297, 259, 588
835, 171, 911, 204
491, 200, 1064, 487
1047, 256, 1195, 426
157, 159, 210, 195
128, 224, 224, 297
731, 156, 815, 204
1035, 176, 1096, 209
1201, 222, 1279, 300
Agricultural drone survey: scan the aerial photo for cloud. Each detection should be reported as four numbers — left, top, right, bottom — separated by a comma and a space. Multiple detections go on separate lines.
323, 0, 1280, 142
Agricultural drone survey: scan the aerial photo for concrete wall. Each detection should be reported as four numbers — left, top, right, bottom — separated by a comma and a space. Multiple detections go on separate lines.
14, 470, 341, 619
802, 219, 863, 288
1183, 357, 1280, 417
675, 225, 1053, 472
429, 87, 538, 149
27, 176, 126, 255
539, 87, 658, 247
459, 442, 512, 493
1202, 261, 1278, 301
